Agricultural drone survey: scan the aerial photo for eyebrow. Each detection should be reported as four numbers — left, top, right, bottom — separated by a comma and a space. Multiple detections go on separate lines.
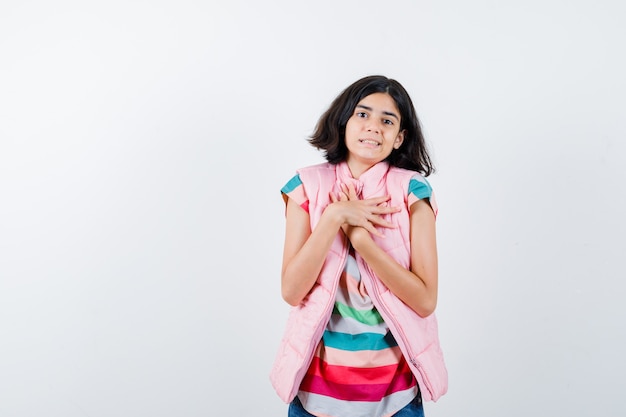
356, 104, 400, 121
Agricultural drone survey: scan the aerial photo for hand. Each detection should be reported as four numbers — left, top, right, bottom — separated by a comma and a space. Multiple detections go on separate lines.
328, 182, 400, 238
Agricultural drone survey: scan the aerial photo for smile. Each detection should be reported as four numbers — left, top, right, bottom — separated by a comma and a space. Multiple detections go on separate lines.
359, 139, 381, 146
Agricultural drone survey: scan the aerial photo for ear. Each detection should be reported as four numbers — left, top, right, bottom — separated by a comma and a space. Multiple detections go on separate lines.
394, 129, 406, 149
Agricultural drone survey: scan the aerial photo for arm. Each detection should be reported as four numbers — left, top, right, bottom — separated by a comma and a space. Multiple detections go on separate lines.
280, 197, 343, 306
281, 184, 401, 306
345, 198, 438, 317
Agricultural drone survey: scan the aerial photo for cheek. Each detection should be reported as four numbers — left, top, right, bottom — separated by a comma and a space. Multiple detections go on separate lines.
385, 129, 400, 141
344, 122, 359, 137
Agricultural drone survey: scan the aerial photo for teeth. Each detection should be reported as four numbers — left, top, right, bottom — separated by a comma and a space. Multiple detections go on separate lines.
361, 139, 379, 145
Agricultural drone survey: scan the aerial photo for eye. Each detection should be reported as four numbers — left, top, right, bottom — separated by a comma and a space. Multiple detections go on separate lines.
356, 111, 367, 118
383, 119, 394, 125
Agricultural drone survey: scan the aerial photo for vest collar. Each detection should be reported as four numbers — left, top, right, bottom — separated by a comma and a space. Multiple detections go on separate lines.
335, 161, 390, 198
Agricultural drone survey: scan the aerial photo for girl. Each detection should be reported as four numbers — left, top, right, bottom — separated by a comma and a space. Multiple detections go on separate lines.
271, 75, 448, 417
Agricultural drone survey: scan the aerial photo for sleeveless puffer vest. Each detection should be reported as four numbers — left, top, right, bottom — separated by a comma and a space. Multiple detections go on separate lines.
270, 161, 448, 403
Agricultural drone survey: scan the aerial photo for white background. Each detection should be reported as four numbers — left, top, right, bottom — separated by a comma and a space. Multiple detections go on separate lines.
1, 1, 625, 416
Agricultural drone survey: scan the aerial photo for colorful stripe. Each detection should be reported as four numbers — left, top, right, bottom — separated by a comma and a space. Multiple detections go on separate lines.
408, 177, 432, 200
332, 302, 384, 326
326, 313, 387, 336
315, 345, 405, 368
281, 174, 303, 194
298, 388, 417, 417
301, 366, 415, 401
322, 330, 397, 351
407, 174, 438, 217
281, 174, 310, 212
305, 356, 413, 385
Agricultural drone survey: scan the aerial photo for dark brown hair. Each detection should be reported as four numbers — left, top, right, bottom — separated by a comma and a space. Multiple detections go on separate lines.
308, 75, 434, 176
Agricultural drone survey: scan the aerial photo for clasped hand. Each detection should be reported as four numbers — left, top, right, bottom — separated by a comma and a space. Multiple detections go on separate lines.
328, 182, 401, 243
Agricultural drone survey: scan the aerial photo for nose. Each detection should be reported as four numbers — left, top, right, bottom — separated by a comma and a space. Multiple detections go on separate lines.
366, 119, 381, 133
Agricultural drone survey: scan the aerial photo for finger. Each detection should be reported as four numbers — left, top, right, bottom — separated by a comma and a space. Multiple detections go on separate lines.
372, 205, 402, 215
336, 184, 348, 199
346, 182, 360, 199
331, 187, 349, 202
341, 182, 359, 200
367, 215, 398, 229
362, 196, 394, 206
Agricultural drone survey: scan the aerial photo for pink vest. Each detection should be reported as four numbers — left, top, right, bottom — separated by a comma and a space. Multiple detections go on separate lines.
270, 161, 448, 403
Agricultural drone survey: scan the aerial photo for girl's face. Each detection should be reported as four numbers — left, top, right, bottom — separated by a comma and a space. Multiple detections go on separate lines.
344, 92, 405, 177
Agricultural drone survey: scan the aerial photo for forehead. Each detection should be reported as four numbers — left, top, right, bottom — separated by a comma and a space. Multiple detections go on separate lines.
356, 92, 401, 118
356, 93, 400, 112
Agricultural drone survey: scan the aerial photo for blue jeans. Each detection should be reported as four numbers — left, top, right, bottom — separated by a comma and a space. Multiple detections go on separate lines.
288, 394, 424, 417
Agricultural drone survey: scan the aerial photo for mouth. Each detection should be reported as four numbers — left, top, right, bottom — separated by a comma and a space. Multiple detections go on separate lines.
359, 138, 381, 147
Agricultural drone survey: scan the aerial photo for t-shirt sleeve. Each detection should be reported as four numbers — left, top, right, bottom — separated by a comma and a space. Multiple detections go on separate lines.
281, 174, 309, 213
407, 174, 438, 217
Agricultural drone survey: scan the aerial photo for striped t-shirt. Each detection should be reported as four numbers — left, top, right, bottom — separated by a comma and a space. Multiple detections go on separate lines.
281, 172, 434, 417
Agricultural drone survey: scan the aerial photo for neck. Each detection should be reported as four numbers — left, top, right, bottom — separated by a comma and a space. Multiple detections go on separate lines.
345, 159, 377, 179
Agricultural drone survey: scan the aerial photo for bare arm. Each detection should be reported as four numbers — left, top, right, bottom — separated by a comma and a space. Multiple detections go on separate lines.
345, 198, 438, 317
280, 198, 343, 305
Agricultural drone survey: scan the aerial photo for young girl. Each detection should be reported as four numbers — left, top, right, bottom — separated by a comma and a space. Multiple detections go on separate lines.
270, 75, 448, 417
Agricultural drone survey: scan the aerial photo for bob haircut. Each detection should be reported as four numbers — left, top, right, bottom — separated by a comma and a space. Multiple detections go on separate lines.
308, 75, 434, 176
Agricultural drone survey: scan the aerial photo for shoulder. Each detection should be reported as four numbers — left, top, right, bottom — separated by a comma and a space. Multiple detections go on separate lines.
282, 162, 332, 192
281, 163, 335, 209
296, 162, 335, 175
387, 166, 432, 195
387, 167, 438, 215
388, 165, 420, 180
296, 162, 337, 188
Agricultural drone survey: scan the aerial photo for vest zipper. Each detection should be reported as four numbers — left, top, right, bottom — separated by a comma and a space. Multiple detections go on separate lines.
358, 258, 435, 400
